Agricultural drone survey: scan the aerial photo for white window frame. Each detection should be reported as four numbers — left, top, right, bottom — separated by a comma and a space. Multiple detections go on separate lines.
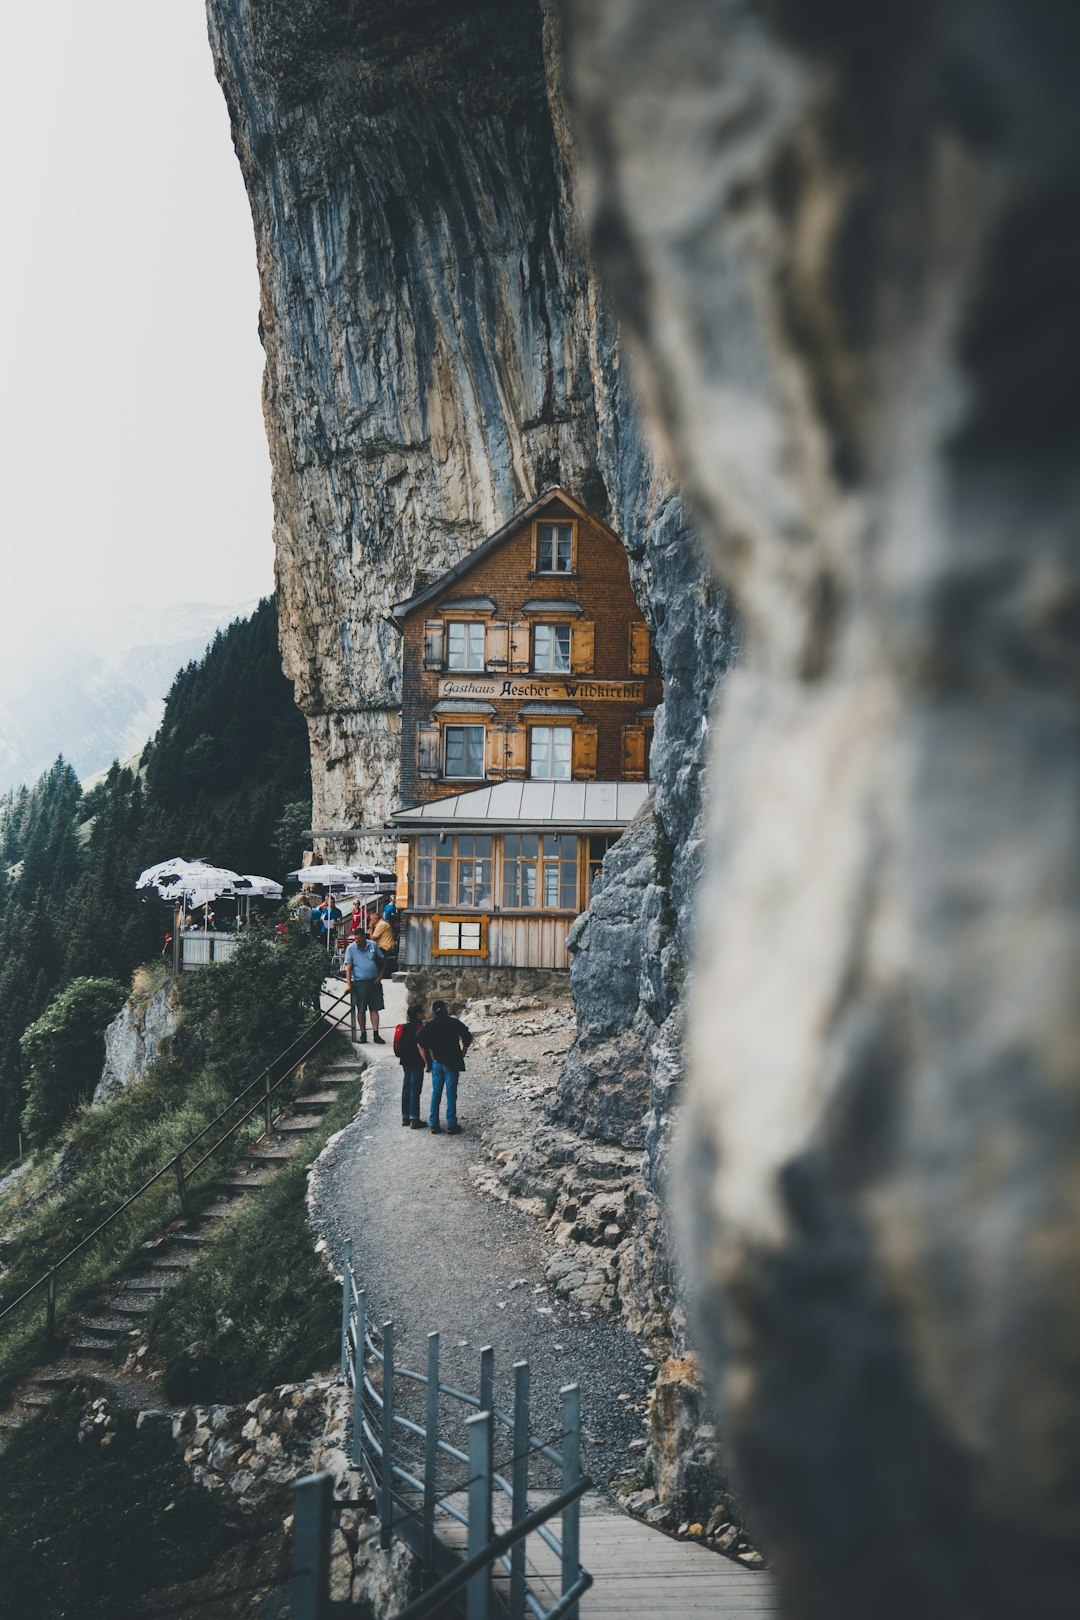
529, 725, 573, 781
443, 724, 486, 780
535, 521, 575, 574
445, 620, 486, 671
533, 622, 572, 673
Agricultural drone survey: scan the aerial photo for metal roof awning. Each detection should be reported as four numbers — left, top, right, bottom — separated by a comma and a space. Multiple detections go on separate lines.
391, 780, 651, 831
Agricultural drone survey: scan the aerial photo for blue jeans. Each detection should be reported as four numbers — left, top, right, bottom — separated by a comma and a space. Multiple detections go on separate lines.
401, 1065, 424, 1121
429, 1061, 459, 1128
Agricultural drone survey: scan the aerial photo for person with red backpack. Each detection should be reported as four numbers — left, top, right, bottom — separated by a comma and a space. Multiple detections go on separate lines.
394, 1004, 428, 1128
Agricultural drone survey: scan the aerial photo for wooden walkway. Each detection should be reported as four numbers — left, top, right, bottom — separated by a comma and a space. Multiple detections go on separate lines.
439, 1495, 779, 1619
574, 1507, 778, 1616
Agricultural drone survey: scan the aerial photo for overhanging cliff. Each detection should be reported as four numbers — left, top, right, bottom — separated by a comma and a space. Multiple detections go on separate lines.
205, 0, 734, 1503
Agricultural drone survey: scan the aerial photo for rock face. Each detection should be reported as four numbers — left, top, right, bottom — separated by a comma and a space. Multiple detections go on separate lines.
206, 0, 731, 1427
560, 0, 1080, 1615
93, 981, 177, 1106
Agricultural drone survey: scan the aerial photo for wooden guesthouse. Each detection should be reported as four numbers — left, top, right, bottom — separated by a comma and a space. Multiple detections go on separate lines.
389, 489, 661, 971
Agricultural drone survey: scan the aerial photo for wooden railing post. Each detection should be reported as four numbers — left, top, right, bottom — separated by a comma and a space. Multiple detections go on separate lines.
466, 1409, 493, 1620
381, 1320, 395, 1549
423, 1331, 440, 1585
291, 1472, 332, 1620
561, 1384, 582, 1620
510, 1359, 530, 1620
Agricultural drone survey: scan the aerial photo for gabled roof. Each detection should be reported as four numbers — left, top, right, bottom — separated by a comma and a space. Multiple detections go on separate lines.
390, 487, 619, 628
392, 779, 650, 830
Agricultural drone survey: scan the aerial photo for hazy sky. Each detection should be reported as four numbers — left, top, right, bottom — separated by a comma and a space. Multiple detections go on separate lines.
0, 0, 273, 680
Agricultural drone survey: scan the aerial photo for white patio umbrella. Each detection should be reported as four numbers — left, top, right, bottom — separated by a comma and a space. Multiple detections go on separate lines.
238, 874, 283, 898
285, 864, 364, 885
135, 856, 199, 892
285, 864, 364, 948
233, 874, 283, 925
159, 863, 243, 929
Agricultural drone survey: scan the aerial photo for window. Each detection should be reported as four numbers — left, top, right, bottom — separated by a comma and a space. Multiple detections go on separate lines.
455, 835, 493, 907
444, 724, 485, 779
502, 833, 578, 910
415, 835, 493, 909
529, 725, 572, 780
433, 916, 488, 956
536, 521, 574, 573
533, 623, 571, 673
446, 621, 486, 671
415, 835, 452, 908
502, 834, 538, 907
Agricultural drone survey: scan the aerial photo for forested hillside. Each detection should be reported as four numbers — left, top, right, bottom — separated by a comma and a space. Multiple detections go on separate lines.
0, 598, 310, 1162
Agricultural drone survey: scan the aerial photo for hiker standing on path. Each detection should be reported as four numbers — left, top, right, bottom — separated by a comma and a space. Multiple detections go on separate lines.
394, 1003, 428, 1128
418, 1000, 472, 1135
343, 928, 385, 1045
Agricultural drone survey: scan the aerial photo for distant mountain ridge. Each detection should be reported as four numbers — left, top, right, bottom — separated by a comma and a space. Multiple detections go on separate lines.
0, 601, 258, 795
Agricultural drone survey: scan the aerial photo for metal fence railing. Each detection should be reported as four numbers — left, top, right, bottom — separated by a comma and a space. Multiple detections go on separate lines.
0, 983, 357, 1349
295, 1242, 593, 1620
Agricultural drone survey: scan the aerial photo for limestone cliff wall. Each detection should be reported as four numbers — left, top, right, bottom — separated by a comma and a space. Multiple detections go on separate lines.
206, 0, 731, 1365
206, 0, 726, 844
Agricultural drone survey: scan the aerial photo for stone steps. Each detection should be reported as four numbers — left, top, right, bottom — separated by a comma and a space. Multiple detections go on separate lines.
104, 1292, 158, 1316
211, 1172, 277, 1198
0, 1057, 365, 1444
68, 1334, 121, 1358
294, 1091, 340, 1111
244, 1146, 301, 1167
72, 1313, 135, 1340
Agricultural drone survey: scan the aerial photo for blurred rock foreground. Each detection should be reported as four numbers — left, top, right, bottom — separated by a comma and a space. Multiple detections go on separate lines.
208, 1, 1080, 1613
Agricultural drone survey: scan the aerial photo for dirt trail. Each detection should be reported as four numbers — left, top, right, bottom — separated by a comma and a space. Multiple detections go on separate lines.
308, 978, 654, 1494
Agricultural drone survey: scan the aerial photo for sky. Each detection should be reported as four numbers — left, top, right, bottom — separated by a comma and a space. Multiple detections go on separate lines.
0, 0, 273, 685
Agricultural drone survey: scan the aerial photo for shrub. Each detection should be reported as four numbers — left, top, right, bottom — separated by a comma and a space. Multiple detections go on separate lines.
19, 977, 127, 1146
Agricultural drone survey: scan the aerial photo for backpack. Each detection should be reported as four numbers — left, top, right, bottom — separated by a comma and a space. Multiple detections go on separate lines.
392, 1023, 405, 1058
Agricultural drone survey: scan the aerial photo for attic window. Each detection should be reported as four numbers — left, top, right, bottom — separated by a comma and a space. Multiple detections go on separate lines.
534, 520, 576, 574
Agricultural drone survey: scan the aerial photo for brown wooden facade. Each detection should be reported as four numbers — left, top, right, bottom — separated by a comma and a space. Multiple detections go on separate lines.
391, 490, 662, 809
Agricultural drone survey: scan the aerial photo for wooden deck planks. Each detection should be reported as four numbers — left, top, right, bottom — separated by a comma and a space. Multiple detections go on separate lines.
438, 1497, 780, 1618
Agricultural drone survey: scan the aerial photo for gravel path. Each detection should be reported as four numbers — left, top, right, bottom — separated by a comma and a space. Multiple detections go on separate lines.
309, 979, 654, 1499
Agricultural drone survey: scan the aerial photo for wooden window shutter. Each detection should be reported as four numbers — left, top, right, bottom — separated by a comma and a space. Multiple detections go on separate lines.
570, 621, 595, 674
572, 724, 598, 780
485, 620, 509, 671
503, 723, 527, 777
628, 621, 650, 676
423, 620, 445, 670
508, 621, 530, 673
621, 724, 647, 780
417, 723, 440, 777
486, 726, 508, 779
395, 842, 410, 908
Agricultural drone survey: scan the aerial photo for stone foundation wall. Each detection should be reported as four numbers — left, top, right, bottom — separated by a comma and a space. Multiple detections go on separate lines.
401, 964, 569, 1011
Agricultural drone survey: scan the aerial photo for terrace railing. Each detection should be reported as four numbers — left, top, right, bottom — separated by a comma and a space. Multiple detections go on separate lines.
317, 1241, 592, 1620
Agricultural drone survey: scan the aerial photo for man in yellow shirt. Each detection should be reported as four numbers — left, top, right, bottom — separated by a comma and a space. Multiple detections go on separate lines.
370, 903, 399, 974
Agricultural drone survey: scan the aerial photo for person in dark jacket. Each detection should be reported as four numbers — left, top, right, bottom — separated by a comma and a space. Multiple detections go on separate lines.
418, 1000, 472, 1135
396, 1004, 427, 1128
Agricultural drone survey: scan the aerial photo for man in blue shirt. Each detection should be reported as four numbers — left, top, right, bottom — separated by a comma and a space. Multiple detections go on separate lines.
343, 928, 385, 1044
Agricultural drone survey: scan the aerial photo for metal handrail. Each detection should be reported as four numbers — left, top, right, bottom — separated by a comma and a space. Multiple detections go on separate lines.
0, 982, 355, 1340
338, 1246, 590, 1620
